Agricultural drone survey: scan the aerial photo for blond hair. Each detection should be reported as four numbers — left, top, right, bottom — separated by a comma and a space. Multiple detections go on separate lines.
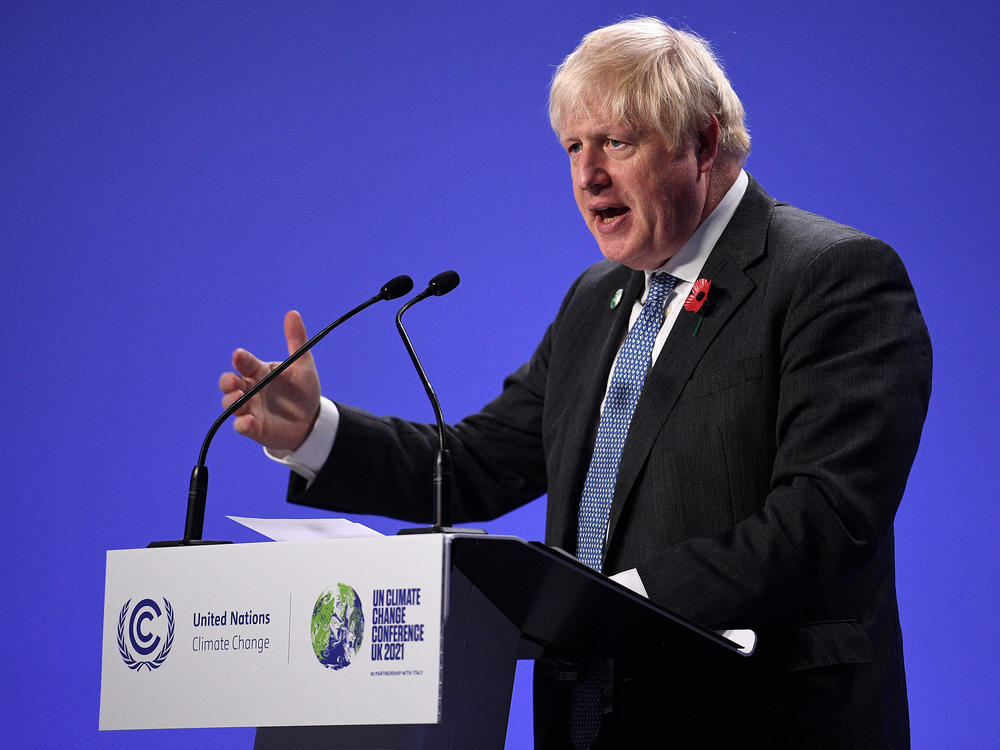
549, 17, 750, 159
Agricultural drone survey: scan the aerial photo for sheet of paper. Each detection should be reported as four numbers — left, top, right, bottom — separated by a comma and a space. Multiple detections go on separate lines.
717, 629, 757, 655
609, 567, 648, 597
227, 516, 384, 541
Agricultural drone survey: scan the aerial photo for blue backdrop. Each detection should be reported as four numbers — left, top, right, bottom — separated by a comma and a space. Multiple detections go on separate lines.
3, 1, 998, 746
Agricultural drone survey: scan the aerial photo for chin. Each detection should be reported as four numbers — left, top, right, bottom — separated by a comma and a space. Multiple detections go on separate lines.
598, 245, 654, 270
596, 240, 631, 263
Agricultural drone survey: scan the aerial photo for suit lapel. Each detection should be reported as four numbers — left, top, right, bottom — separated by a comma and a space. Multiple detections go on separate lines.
604, 178, 776, 555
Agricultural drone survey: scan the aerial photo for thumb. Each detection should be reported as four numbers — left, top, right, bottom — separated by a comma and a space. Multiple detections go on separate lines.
284, 310, 309, 355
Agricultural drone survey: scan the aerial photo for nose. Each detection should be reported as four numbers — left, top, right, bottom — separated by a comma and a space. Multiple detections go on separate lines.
576, 147, 609, 192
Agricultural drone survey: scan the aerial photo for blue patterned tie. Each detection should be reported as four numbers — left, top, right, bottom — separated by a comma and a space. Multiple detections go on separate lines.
570, 272, 677, 749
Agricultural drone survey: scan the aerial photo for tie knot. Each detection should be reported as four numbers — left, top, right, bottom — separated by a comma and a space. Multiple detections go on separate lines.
647, 273, 678, 306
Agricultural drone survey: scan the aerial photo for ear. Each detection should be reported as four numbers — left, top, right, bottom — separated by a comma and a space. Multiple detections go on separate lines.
695, 114, 720, 173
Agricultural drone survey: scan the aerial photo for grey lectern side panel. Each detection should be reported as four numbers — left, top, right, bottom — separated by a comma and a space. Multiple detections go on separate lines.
254, 566, 520, 750
439, 566, 520, 747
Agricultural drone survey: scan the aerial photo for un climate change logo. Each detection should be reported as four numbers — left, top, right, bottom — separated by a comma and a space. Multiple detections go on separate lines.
311, 585, 364, 670
118, 597, 175, 671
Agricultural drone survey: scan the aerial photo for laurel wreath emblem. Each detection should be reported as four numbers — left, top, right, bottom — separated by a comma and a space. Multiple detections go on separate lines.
117, 598, 175, 671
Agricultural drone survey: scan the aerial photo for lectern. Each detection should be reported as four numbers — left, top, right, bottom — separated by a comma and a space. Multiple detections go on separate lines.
100, 534, 749, 748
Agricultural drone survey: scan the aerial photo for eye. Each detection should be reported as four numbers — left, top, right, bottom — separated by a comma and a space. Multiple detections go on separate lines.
607, 138, 625, 149
567, 142, 582, 155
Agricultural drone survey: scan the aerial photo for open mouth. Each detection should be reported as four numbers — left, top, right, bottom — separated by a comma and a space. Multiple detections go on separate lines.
596, 206, 629, 223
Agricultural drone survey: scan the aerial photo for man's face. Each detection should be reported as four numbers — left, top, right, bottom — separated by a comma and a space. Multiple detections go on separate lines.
559, 110, 708, 270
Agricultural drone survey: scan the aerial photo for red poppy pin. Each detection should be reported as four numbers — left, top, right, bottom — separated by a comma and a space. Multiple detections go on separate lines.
684, 278, 712, 335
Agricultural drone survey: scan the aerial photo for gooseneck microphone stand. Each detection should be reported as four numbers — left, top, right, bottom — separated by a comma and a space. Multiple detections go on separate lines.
394, 271, 485, 536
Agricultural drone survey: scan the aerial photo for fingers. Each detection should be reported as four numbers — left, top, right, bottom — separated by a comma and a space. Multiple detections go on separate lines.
232, 347, 272, 380
225, 313, 308, 385
220, 350, 272, 416
220, 387, 244, 412
220, 351, 272, 417
218, 370, 242, 394
232, 413, 256, 439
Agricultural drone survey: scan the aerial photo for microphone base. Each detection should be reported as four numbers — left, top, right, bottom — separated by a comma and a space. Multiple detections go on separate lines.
396, 525, 487, 536
147, 539, 233, 548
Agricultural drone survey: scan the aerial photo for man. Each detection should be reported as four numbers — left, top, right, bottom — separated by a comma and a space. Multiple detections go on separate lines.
221, 18, 931, 748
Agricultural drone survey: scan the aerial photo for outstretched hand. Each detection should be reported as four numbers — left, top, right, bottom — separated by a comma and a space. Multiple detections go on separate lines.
218, 310, 321, 452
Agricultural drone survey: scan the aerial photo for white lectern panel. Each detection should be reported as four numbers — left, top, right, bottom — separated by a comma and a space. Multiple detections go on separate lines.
100, 535, 444, 730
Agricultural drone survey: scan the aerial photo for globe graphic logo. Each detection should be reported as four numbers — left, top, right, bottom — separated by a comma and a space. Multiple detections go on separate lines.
311, 584, 364, 670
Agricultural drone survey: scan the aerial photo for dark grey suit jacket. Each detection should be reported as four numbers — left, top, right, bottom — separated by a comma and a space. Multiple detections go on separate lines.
291, 177, 932, 748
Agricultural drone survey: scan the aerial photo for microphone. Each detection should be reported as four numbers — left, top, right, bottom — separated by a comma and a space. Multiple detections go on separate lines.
149, 274, 414, 547
394, 271, 485, 536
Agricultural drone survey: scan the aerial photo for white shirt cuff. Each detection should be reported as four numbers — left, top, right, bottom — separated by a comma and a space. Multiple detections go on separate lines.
263, 396, 339, 483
